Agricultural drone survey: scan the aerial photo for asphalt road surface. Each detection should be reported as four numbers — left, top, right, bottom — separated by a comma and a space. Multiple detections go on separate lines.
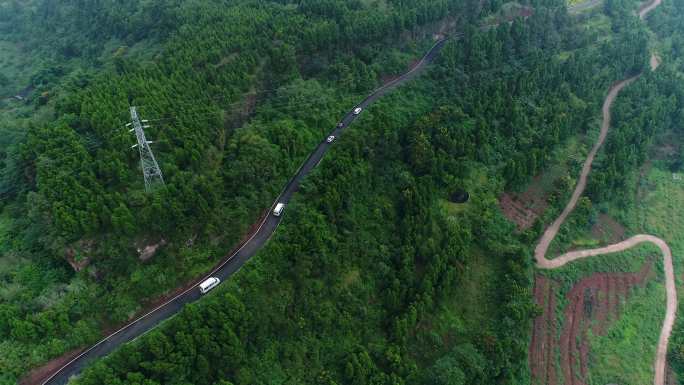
41, 36, 450, 385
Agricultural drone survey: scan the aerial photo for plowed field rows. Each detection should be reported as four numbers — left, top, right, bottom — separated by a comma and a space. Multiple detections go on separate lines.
530, 261, 653, 385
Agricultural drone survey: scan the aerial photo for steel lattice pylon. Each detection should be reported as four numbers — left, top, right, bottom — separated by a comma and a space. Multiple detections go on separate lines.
129, 106, 164, 191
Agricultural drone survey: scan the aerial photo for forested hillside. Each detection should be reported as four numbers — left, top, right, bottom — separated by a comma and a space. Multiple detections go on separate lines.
3, 0, 681, 383
0, 0, 665, 383
1, 0, 478, 382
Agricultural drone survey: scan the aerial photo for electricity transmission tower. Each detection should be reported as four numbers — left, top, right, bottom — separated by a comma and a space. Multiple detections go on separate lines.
127, 106, 165, 191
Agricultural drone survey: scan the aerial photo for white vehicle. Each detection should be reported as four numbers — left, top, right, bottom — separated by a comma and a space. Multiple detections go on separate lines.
353, 107, 362, 115
326, 135, 336, 143
199, 277, 220, 294
273, 202, 285, 216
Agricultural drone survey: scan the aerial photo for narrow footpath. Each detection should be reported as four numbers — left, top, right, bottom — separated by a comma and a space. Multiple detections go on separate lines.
534, 2, 673, 384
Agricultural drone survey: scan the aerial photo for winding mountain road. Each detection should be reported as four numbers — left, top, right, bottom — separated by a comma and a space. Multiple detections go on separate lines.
40, 1, 670, 383
534, 1, 673, 384
39, 38, 450, 385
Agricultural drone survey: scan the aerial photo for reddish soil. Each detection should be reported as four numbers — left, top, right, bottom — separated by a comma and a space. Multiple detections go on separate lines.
500, 176, 549, 230
530, 261, 653, 385
590, 213, 626, 244
19, 348, 85, 385
500, 193, 540, 230
482, 5, 534, 29
21, 210, 268, 385
529, 276, 559, 385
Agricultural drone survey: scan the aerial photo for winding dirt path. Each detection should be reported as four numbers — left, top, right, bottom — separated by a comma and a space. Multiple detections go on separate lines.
639, 0, 662, 19
534, 76, 638, 262
534, 2, 673, 384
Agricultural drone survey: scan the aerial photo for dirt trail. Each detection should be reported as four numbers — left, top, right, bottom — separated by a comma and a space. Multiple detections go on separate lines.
651, 53, 662, 71
639, 0, 662, 19
534, 1, 674, 384
536, 235, 675, 385
534, 76, 638, 262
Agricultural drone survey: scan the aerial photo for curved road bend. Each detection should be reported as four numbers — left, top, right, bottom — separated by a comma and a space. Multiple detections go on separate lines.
41, 37, 450, 385
639, 0, 661, 19
534, 1, 673, 384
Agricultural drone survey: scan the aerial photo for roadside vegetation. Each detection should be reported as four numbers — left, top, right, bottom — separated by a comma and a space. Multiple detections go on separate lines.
52, 0, 679, 385
2, 0, 683, 383
589, 279, 665, 384
0, 0, 525, 382
526, 0, 684, 381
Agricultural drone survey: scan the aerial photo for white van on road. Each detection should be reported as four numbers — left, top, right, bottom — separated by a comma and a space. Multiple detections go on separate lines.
199, 277, 220, 294
273, 202, 285, 216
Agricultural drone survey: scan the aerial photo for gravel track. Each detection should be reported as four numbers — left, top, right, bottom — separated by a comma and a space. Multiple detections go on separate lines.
534, 2, 673, 383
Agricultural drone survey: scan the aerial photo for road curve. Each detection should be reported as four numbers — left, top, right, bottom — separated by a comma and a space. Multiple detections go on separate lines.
39, 38, 449, 385
534, 1, 673, 383
536, 233, 676, 385
534, 76, 638, 260
639, 0, 662, 19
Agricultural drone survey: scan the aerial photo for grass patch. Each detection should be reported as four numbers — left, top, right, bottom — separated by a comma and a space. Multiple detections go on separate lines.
540, 243, 663, 295
442, 161, 494, 217
443, 248, 501, 334
588, 280, 665, 384
536, 135, 682, 383
413, 246, 503, 367
635, 162, 684, 270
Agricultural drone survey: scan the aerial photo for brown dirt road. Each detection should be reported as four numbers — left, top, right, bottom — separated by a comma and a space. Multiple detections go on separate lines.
536, 234, 676, 385
533, 75, 639, 262
535, 233, 677, 385
534, 2, 674, 384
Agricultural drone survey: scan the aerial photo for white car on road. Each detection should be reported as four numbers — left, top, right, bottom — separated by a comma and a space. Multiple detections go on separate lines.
353, 107, 362, 115
273, 202, 285, 216
199, 277, 220, 294
326, 135, 335, 143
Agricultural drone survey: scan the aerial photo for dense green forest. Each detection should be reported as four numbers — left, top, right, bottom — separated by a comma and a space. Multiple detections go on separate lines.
0, 0, 499, 382
1, 0, 683, 383
18, 0, 669, 385
544, 2, 684, 252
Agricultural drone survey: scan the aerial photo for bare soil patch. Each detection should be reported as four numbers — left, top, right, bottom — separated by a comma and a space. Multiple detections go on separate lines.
590, 213, 626, 244
500, 175, 549, 230
529, 276, 559, 385
651, 53, 662, 71
530, 261, 653, 385
19, 347, 85, 385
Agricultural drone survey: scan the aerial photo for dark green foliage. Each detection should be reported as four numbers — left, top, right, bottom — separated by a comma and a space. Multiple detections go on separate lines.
0, 0, 676, 382
70, 82, 537, 384
59, 0, 661, 383
1, 0, 488, 380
